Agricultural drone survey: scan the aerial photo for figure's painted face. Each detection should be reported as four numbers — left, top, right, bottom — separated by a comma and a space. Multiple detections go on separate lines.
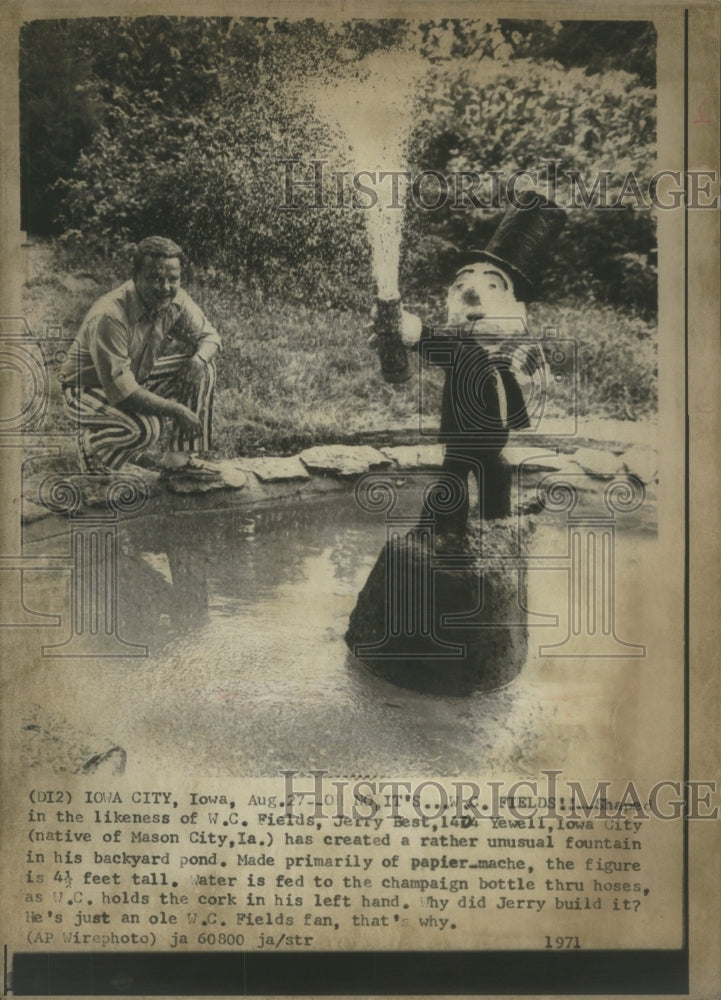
446, 262, 527, 334
135, 256, 181, 311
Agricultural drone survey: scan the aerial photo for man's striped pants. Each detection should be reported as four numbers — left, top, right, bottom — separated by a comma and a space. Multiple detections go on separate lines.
62, 353, 216, 471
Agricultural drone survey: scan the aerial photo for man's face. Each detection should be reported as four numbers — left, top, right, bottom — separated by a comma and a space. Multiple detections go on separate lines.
135, 256, 181, 311
446, 262, 526, 333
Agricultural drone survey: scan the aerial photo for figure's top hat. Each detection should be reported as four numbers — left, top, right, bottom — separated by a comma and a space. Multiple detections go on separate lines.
457, 190, 567, 301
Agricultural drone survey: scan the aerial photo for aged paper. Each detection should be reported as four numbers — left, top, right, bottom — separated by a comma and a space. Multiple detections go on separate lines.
1, 1, 719, 997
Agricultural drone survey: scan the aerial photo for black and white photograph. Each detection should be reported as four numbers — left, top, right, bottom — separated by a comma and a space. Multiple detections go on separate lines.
0, 2, 718, 996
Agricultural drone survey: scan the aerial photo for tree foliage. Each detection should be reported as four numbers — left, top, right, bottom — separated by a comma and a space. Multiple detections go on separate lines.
20, 16, 657, 316
405, 53, 656, 314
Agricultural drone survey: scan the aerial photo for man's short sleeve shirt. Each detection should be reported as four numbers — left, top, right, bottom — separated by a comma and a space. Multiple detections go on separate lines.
59, 280, 221, 405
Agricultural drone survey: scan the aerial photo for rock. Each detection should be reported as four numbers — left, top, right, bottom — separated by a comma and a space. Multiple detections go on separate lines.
22, 466, 161, 515
299, 445, 391, 477
138, 551, 173, 585
163, 460, 247, 494
568, 446, 627, 478
346, 516, 534, 694
234, 455, 310, 482
161, 452, 194, 471
88, 467, 162, 508
617, 445, 658, 484
58, 273, 99, 293
380, 444, 445, 469
213, 461, 248, 489
22, 499, 53, 524
503, 446, 577, 472
568, 444, 658, 484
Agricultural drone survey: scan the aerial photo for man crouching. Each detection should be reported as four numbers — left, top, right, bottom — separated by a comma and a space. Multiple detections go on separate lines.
58, 236, 220, 476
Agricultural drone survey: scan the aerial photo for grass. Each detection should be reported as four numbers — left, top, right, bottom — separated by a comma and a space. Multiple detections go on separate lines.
23, 241, 657, 458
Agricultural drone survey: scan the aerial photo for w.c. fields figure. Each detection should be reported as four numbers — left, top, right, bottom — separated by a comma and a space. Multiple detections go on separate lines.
59, 237, 220, 476
383, 191, 567, 535
350, 193, 568, 690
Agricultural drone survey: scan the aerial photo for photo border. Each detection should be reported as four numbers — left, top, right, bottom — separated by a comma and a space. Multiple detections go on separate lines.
2, 2, 718, 997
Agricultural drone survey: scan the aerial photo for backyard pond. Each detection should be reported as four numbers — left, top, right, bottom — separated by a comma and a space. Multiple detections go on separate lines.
19, 473, 670, 780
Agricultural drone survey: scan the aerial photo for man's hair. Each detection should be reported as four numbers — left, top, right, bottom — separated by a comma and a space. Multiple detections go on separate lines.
133, 236, 183, 277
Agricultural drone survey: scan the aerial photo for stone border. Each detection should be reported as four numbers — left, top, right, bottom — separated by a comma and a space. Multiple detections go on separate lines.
21, 436, 658, 539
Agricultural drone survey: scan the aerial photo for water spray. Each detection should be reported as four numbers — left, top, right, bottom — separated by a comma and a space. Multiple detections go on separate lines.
312, 53, 425, 385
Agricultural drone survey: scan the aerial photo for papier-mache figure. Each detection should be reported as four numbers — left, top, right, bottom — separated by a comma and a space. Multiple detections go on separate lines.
348, 193, 568, 692
397, 190, 568, 536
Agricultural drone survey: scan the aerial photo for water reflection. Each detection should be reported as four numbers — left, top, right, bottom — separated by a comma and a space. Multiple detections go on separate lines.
25, 476, 659, 775
114, 473, 656, 660
116, 495, 390, 649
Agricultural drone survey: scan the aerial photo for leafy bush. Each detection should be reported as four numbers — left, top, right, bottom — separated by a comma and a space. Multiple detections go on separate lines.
531, 301, 657, 420
23, 17, 657, 319
405, 56, 657, 315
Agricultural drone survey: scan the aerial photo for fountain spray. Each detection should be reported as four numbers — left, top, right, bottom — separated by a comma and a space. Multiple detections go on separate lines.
313, 53, 424, 384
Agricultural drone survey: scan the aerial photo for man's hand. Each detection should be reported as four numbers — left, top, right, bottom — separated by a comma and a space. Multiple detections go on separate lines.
172, 403, 203, 437
120, 386, 202, 437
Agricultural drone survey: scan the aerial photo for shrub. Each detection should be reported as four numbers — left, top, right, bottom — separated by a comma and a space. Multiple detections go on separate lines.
32, 17, 656, 319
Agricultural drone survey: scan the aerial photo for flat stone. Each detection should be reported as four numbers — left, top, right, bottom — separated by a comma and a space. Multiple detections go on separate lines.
164, 477, 225, 495
214, 461, 248, 489
234, 455, 310, 482
299, 445, 391, 477
380, 445, 445, 469
163, 460, 247, 494
88, 467, 162, 508
503, 446, 577, 472
568, 446, 628, 478
138, 551, 173, 585
22, 466, 161, 515
22, 499, 53, 524
617, 445, 658, 484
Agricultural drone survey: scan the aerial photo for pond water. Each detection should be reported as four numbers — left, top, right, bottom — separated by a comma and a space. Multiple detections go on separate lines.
23, 476, 667, 779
